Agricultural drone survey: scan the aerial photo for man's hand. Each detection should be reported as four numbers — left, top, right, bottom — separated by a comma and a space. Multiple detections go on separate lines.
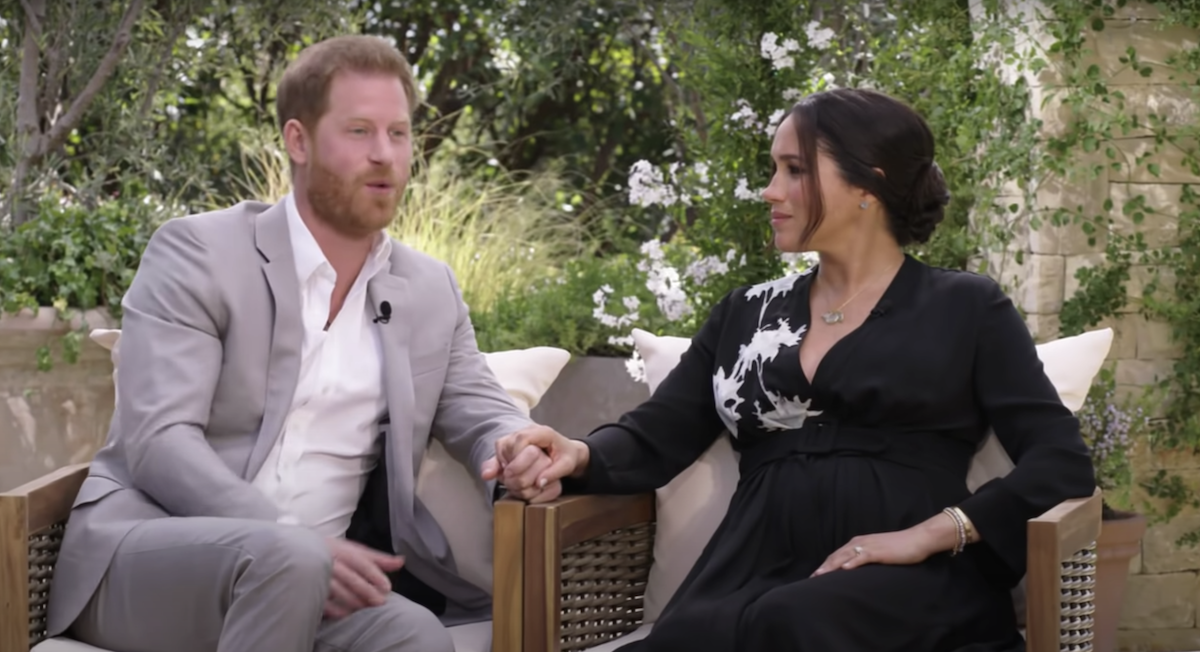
323, 538, 404, 620
480, 425, 588, 504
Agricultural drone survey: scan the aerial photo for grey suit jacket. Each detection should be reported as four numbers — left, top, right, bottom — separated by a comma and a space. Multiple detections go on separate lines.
47, 199, 532, 635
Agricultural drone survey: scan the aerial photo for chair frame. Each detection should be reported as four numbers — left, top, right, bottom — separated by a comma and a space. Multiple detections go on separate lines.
1, 462, 89, 652
2, 463, 527, 652
2, 465, 1101, 652
495, 489, 1103, 652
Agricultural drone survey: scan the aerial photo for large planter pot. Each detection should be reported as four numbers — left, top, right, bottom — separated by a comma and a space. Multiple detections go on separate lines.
1093, 511, 1147, 652
530, 355, 647, 439
0, 307, 117, 491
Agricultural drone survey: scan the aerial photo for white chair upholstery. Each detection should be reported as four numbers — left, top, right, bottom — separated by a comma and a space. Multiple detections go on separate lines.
75, 329, 572, 652
34, 621, 496, 652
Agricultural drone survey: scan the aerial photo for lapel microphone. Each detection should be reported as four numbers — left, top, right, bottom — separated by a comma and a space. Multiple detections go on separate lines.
374, 301, 392, 324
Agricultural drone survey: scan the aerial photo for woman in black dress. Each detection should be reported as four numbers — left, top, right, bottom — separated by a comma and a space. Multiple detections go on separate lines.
484, 88, 1097, 651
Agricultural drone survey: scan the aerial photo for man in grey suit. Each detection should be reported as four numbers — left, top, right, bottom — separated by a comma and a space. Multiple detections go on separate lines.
46, 35, 561, 652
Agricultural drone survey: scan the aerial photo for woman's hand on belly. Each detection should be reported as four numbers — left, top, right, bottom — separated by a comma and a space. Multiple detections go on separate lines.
811, 512, 961, 577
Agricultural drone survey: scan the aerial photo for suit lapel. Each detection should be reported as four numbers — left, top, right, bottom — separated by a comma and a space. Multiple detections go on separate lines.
245, 201, 304, 480
368, 267, 416, 524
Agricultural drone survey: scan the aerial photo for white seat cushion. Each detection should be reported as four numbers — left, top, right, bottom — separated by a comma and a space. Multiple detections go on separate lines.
579, 624, 654, 651
32, 638, 113, 652
36, 623, 492, 652
448, 620, 493, 652
628, 325, 1112, 623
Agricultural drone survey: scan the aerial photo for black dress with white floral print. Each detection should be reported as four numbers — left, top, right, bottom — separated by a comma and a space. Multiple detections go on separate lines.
567, 254, 1096, 652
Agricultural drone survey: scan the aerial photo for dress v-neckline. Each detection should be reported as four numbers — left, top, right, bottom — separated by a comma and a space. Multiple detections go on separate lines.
794, 256, 911, 388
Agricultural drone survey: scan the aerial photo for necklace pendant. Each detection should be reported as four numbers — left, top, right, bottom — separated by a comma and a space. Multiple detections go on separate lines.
821, 310, 844, 325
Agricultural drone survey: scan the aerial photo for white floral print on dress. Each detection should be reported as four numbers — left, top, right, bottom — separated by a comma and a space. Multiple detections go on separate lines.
714, 272, 822, 436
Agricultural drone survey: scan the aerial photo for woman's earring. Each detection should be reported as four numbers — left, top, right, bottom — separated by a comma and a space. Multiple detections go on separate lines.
860, 201, 869, 209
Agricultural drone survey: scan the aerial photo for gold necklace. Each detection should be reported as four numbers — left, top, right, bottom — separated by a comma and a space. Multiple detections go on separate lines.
819, 262, 900, 325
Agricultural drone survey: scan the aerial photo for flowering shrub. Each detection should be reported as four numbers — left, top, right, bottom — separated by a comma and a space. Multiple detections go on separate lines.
590, 237, 815, 380
482, 0, 1042, 370
1077, 371, 1148, 503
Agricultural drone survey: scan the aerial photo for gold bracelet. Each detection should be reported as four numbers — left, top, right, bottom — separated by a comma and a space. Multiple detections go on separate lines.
941, 507, 966, 556
950, 506, 977, 544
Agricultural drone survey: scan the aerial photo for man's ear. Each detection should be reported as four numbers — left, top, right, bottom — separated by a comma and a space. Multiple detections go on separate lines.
283, 119, 310, 167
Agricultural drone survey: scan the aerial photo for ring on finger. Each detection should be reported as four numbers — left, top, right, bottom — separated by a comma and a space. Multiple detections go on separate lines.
853, 545, 864, 556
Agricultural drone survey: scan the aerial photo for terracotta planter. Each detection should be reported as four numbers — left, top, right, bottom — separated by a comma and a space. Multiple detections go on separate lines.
1092, 511, 1147, 652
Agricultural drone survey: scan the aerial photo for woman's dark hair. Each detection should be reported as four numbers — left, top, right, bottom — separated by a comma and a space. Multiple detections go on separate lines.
789, 88, 950, 246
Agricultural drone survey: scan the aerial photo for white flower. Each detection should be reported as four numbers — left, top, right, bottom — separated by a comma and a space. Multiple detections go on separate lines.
592, 284, 638, 329
760, 31, 800, 70
622, 296, 641, 312
805, 21, 836, 50
765, 108, 786, 135
640, 239, 665, 261
734, 177, 759, 201
782, 88, 804, 102
684, 254, 729, 287
628, 160, 679, 207
729, 98, 761, 132
781, 251, 819, 275
625, 350, 647, 383
634, 239, 694, 323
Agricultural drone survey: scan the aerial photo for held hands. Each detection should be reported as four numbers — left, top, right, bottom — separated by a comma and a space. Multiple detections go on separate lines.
323, 538, 404, 620
480, 425, 587, 504
810, 511, 962, 577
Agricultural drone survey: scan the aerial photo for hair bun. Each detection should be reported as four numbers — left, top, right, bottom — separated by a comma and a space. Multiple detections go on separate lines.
906, 161, 950, 244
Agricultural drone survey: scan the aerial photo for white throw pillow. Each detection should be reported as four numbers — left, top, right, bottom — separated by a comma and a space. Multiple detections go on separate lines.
628, 325, 1112, 621
88, 328, 571, 596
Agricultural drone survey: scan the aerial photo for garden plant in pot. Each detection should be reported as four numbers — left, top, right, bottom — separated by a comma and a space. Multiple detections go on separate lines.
1076, 369, 1151, 651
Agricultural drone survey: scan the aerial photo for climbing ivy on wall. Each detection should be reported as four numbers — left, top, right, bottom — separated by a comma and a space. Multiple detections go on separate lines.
1024, 0, 1200, 530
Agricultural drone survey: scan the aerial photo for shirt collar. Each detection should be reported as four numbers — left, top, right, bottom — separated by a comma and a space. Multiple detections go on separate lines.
285, 192, 394, 285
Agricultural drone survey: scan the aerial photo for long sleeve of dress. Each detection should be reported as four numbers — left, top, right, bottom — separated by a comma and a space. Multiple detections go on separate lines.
957, 278, 1098, 576
564, 292, 735, 495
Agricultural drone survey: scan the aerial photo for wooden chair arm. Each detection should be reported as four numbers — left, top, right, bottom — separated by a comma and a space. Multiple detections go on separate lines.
0, 462, 91, 652
493, 497, 527, 652
1026, 488, 1103, 652
520, 494, 655, 652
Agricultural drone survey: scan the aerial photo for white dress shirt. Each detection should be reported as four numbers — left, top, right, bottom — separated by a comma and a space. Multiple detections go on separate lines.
250, 193, 393, 538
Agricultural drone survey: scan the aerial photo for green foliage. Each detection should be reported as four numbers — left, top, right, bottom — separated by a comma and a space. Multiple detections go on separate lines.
598, 0, 1045, 341
1014, 0, 1200, 536
359, 0, 679, 245
0, 197, 159, 315
390, 159, 592, 315
473, 254, 644, 357
0, 195, 161, 370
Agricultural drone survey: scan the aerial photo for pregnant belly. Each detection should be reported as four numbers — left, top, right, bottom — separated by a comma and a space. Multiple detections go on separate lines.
742, 452, 969, 559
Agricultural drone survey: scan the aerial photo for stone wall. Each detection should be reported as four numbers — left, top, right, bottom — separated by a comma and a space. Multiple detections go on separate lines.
972, 2, 1199, 648
0, 309, 116, 492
